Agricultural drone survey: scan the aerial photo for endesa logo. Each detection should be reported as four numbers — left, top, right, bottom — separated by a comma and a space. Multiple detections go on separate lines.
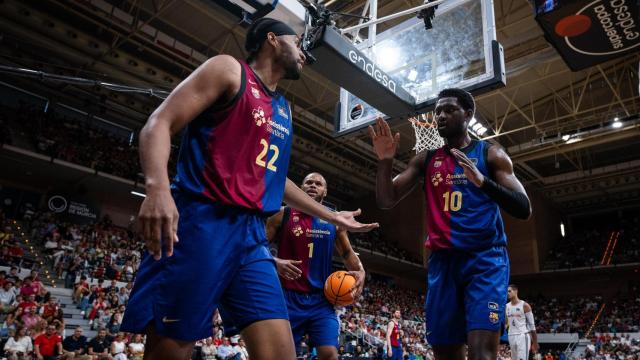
556, 0, 639, 56
348, 50, 397, 94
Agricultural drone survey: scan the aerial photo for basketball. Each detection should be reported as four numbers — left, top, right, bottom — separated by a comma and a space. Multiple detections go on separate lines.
554, 14, 591, 38
324, 271, 356, 306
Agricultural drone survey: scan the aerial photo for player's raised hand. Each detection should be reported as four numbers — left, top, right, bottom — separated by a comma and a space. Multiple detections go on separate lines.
334, 209, 379, 233
275, 258, 302, 280
451, 148, 484, 187
369, 117, 400, 160
138, 188, 179, 260
348, 269, 365, 299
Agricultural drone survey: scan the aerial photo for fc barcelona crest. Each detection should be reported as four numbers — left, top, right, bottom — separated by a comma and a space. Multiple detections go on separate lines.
251, 87, 261, 99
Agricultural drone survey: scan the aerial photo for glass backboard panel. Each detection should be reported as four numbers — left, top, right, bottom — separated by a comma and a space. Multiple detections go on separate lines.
337, 0, 500, 136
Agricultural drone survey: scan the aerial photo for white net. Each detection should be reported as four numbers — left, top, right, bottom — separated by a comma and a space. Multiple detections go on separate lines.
409, 112, 444, 153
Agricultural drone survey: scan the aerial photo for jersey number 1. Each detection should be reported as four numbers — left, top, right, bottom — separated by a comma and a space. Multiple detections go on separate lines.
255, 139, 279, 172
307, 242, 313, 258
442, 191, 462, 212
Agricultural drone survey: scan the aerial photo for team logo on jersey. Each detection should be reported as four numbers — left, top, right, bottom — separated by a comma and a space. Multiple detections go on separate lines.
293, 216, 299, 223
277, 106, 289, 120
292, 225, 304, 237
251, 87, 261, 99
433, 160, 442, 168
252, 107, 266, 126
488, 302, 499, 310
431, 172, 444, 186
489, 312, 499, 324
251, 107, 290, 139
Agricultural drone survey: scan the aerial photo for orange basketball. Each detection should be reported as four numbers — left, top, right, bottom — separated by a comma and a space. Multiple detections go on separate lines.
324, 271, 356, 306
555, 15, 591, 38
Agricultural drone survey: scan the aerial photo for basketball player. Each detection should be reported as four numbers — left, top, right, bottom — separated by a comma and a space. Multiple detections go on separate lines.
506, 284, 538, 360
265, 172, 366, 360
369, 88, 531, 360
386, 310, 403, 360
121, 18, 378, 360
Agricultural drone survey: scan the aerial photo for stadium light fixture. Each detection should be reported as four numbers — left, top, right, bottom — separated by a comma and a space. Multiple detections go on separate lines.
612, 118, 622, 128
131, 191, 146, 198
560, 222, 565, 237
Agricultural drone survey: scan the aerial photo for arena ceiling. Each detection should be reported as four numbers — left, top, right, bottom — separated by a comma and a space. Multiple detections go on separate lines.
0, 0, 639, 214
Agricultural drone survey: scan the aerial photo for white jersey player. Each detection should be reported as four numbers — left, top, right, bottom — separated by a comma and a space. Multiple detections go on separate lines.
506, 284, 538, 360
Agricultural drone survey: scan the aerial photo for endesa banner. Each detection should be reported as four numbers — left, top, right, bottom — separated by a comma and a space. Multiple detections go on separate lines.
534, 0, 639, 71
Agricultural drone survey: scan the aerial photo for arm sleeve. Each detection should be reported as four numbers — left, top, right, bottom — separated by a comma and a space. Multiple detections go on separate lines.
525, 311, 536, 332
480, 177, 531, 219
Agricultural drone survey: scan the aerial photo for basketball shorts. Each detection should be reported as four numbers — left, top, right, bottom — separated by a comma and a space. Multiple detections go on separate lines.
284, 290, 339, 348
121, 190, 288, 342
425, 246, 509, 346
509, 333, 531, 360
388, 345, 403, 360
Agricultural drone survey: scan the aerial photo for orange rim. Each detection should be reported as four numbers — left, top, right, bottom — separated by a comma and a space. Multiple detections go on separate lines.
409, 118, 437, 128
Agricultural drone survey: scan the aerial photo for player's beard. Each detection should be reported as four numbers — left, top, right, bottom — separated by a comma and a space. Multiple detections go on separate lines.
439, 123, 466, 140
283, 62, 301, 80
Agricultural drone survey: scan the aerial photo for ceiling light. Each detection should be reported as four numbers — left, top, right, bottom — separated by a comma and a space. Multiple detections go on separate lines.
472, 123, 482, 131
375, 48, 400, 70
477, 127, 488, 135
130, 191, 146, 198
612, 120, 622, 128
469, 117, 477, 126
407, 69, 418, 81
562, 134, 570, 141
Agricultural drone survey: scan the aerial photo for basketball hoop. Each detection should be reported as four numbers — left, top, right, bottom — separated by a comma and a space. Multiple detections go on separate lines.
409, 111, 444, 153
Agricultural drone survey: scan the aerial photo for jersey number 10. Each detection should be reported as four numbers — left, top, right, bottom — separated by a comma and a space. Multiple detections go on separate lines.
442, 191, 462, 212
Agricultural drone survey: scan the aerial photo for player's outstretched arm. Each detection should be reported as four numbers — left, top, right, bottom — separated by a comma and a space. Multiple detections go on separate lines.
369, 117, 425, 209
335, 229, 365, 298
283, 179, 379, 233
138, 55, 241, 260
451, 146, 531, 219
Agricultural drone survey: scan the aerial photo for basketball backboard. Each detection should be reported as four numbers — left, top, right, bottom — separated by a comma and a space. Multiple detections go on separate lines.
335, 0, 505, 136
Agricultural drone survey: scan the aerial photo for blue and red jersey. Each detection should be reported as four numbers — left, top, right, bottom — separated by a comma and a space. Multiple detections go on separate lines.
275, 207, 337, 292
173, 60, 292, 215
424, 140, 507, 251
389, 320, 401, 347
